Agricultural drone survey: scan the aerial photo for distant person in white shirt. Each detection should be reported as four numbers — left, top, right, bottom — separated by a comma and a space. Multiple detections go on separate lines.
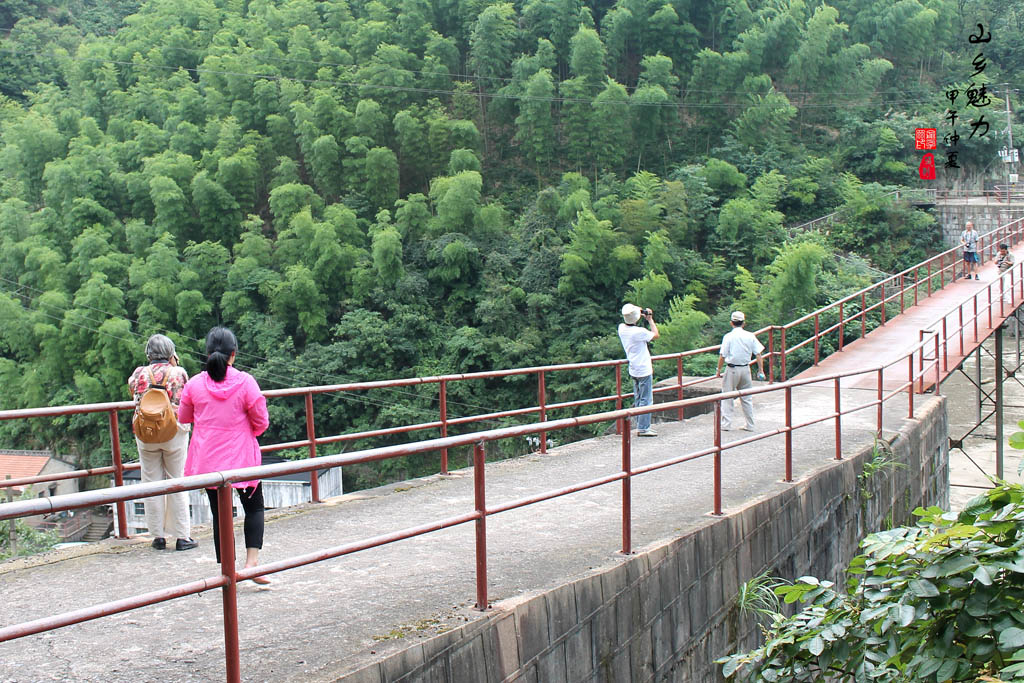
960, 221, 980, 280
618, 303, 660, 437
715, 311, 766, 432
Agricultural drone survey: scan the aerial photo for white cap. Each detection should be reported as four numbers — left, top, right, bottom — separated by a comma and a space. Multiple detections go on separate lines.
622, 304, 642, 324
730, 310, 745, 322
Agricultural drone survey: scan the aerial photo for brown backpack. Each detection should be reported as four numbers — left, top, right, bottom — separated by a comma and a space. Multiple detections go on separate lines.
132, 368, 178, 443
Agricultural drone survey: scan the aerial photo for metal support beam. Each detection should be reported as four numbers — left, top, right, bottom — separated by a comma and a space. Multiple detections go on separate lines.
996, 325, 1005, 479
976, 346, 983, 425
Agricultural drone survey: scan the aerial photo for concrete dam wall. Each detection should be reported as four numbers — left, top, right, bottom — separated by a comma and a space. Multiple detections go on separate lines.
338, 396, 948, 683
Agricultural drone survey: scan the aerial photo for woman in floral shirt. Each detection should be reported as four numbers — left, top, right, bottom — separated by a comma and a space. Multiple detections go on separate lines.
127, 334, 197, 551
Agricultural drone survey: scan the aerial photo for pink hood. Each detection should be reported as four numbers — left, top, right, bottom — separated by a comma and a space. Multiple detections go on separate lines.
179, 367, 269, 489
203, 367, 248, 400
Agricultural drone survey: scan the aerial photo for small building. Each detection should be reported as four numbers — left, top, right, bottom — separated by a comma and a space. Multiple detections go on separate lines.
0, 449, 78, 498
113, 455, 343, 537
0, 450, 90, 541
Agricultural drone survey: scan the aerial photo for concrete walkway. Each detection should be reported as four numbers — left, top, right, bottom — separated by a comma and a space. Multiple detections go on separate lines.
0, 385, 926, 683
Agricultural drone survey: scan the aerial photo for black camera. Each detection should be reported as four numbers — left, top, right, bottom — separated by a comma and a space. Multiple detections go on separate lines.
642, 308, 653, 317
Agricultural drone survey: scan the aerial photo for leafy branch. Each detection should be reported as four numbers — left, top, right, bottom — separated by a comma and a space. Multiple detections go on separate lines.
719, 483, 1024, 682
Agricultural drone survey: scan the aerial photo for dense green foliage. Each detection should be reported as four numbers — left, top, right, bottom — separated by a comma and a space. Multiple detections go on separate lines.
719, 483, 1024, 682
0, 489, 59, 559
0, 0, 1015, 488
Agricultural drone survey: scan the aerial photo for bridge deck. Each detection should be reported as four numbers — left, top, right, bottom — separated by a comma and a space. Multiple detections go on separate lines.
796, 251, 1023, 392
0, 386, 924, 682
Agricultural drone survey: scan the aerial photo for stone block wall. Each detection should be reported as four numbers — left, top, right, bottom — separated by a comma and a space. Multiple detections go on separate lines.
936, 204, 1024, 246
338, 397, 948, 683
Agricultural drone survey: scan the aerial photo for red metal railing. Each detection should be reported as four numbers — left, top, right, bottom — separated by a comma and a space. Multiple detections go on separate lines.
770, 217, 1024, 381
919, 253, 1024, 375
0, 327, 945, 682
0, 352, 755, 537
5, 219, 1021, 539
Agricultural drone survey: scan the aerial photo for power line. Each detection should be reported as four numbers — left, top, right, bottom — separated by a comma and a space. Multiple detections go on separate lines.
0, 21, 1001, 100
0, 45, 941, 110
0, 285, 469, 427
0, 277, 519, 424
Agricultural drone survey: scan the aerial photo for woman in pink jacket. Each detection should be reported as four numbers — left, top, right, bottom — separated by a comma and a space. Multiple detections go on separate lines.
179, 327, 271, 583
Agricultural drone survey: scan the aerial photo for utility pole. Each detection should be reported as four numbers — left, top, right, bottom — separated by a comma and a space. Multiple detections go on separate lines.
1003, 84, 1015, 204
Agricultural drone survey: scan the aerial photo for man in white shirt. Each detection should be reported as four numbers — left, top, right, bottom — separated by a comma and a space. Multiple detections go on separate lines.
960, 221, 980, 280
715, 311, 766, 431
618, 303, 660, 436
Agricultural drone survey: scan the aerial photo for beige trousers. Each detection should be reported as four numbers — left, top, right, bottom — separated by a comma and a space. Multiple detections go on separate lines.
135, 425, 190, 540
721, 365, 755, 430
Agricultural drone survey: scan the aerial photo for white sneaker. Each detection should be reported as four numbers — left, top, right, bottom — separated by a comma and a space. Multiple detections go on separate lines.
637, 429, 658, 437
741, 425, 755, 432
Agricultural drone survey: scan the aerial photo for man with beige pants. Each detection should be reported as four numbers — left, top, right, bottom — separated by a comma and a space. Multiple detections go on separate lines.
716, 311, 766, 432
128, 334, 197, 551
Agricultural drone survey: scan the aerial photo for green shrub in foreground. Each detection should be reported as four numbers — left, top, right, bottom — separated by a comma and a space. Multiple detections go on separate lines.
719, 483, 1024, 682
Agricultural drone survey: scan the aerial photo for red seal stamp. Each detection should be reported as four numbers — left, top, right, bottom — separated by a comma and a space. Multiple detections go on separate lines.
915, 128, 937, 150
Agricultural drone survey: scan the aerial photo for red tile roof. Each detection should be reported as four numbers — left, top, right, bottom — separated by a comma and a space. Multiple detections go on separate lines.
0, 454, 50, 483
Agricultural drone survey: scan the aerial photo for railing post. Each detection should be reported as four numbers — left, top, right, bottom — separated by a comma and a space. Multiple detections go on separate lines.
881, 280, 886, 325
876, 368, 884, 437
620, 417, 632, 554
900, 273, 905, 313
928, 260, 933, 295
4, 476, 14, 556
473, 443, 488, 610
833, 378, 842, 460
614, 365, 623, 435
768, 327, 775, 383
914, 267, 919, 306
959, 306, 964, 356
109, 410, 128, 539
780, 327, 787, 381
439, 380, 448, 475
908, 355, 914, 419
918, 330, 925, 394
538, 371, 547, 454
784, 386, 793, 482
217, 484, 241, 683
713, 401, 722, 515
974, 294, 979, 342
304, 392, 320, 503
813, 314, 820, 365
988, 287, 993, 330
838, 302, 845, 351
935, 334, 942, 395
667, 358, 675, 421
942, 318, 948, 371
1001, 276, 1006, 318
861, 293, 867, 338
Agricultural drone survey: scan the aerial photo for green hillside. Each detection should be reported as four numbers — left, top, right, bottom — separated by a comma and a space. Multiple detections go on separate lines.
0, 0, 1016, 488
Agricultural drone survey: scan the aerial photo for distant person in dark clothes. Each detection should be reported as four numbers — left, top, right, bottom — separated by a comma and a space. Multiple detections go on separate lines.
997, 243, 1015, 275
179, 327, 271, 584
997, 243, 1016, 305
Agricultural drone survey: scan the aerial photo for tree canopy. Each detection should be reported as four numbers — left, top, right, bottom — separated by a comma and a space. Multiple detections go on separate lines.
0, 0, 1013, 489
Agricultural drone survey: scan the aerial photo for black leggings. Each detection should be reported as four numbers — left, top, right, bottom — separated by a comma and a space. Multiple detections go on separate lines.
206, 483, 264, 562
